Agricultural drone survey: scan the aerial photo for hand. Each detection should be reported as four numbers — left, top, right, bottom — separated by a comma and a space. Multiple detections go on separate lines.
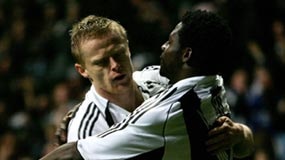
206, 116, 243, 154
206, 116, 254, 158
54, 103, 81, 146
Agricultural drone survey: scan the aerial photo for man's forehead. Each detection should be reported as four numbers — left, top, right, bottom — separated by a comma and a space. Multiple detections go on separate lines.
170, 22, 182, 37
81, 35, 126, 51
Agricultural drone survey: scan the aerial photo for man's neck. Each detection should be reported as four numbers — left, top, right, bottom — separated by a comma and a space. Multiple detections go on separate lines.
170, 67, 214, 84
95, 82, 144, 112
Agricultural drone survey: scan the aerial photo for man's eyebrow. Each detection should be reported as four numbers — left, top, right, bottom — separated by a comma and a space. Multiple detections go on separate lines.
91, 45, 126, 64
107, 44, 126, 55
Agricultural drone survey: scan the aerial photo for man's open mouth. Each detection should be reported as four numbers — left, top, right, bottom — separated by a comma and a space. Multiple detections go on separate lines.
114, 74, 126, 81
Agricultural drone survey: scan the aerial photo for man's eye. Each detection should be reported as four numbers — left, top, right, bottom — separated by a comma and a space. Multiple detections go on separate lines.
113, 53, 124, 60
93, 58, 108, 66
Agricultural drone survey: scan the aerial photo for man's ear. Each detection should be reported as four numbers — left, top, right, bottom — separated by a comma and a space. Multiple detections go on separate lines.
182, 47, 192, 63
75, 63, 89, 78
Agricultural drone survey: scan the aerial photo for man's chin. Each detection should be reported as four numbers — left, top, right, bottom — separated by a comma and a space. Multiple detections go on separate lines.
159, 69, 166, 78
112, 84, 132, 94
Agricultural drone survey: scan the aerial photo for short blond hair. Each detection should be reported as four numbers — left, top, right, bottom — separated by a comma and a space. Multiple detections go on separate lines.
70, 15, 128, 65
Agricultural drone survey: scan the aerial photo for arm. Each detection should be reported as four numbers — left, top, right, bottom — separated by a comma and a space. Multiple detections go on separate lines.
206, 116, 254, 158
40, 142, 83, 160
232, 123, 254, 158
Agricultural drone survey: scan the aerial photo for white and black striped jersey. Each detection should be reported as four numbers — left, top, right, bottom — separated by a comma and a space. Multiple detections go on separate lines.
77, 75, 232, 160
67, 66, 169, 142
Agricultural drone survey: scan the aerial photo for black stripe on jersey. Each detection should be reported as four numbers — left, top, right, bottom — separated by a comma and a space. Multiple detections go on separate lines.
126, 147, 164, 160
180, 88, 217, 159
210, 86, 231, 118
160, 87, 176, 102
88, 108, 100, 136
105, 101, 115, 127
130, 87, 177, 124
180, 88, 231, 160
78, 102, 93, 139
83, 103, 97, 138
97, 87, 177, 138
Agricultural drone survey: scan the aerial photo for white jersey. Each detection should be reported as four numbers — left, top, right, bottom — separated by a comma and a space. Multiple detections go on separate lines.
67, 66, 169, 142
77, 75, 232, 160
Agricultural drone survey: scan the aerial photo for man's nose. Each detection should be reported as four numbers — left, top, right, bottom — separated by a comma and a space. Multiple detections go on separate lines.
161, 43, 166, 51
109, 57, 120, 71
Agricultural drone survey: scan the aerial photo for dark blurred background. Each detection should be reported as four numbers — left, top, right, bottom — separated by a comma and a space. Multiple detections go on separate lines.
0, 0, 285, 159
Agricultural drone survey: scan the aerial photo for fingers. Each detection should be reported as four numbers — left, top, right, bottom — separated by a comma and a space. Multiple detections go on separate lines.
54, 122, 68, 146
54, 129, 67, 146
206, 132, 233, 154
53, 103, 81, 146
208, 116, 233, 136
215, 116, 228, 124
206, 139, 229, 152
206, 132, 224, 145
206, 116, 236, 154
206, 140, 231, 154
54, 130, 65, 146
216, 116, 233, 126
208, 126, 222, 136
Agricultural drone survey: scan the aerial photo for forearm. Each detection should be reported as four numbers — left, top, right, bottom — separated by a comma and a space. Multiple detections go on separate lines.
233, 123, 254, 158
40, 142, 83, 160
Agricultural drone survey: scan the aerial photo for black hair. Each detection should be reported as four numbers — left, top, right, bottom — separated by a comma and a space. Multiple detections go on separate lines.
179, 10, 232, 74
